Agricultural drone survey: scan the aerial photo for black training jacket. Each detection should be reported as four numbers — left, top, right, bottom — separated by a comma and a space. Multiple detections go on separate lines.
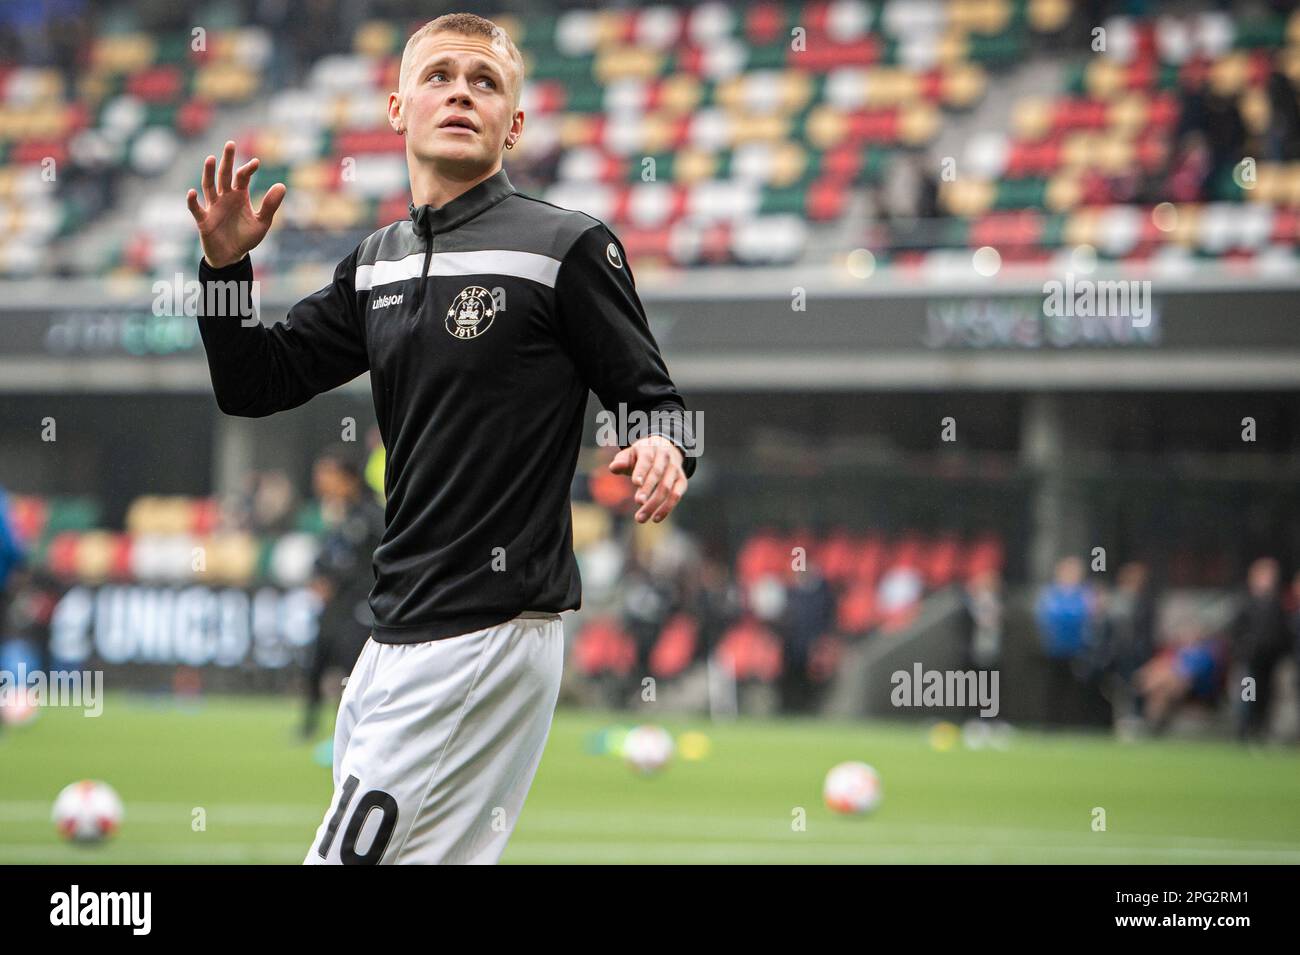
197, 168, 696, 643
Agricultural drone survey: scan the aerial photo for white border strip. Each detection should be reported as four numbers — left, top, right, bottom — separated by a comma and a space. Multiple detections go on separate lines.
355, 249, 562, 290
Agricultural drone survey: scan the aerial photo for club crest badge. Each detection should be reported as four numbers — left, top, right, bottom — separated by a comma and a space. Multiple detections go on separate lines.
445, 286, 495, 339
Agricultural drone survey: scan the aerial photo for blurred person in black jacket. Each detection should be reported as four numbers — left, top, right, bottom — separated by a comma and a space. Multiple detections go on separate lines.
1230, 557, 1289, 743
1092, 561, 1156, 733
778, 564, 835, 714
301, 447, 385, 740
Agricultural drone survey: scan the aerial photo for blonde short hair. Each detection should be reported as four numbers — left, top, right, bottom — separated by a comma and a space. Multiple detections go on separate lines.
398, 13, 525, 109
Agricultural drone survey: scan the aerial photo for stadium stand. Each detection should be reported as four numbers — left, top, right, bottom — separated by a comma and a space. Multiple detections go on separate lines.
6, 0, 1295, 280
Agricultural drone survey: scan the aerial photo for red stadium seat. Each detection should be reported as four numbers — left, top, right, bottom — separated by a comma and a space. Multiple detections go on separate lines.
574, 618, 637, 677
649, 614, 698, 679
715, 618, 782, 682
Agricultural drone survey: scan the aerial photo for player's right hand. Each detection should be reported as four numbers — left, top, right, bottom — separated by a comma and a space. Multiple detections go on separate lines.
186, 140, 286, 269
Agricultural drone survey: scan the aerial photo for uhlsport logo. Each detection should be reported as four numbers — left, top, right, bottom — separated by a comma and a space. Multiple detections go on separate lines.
372, 292, 403, 311
445, 286, 495, 339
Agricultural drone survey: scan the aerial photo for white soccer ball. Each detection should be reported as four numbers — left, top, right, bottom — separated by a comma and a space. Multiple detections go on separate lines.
0, 692, 39, 726
52, 780, 124, 844
823, 761, 882, 815
622, 724, 674, 775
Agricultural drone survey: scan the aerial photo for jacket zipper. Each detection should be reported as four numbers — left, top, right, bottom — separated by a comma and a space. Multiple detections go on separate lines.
413, 231, 433, 314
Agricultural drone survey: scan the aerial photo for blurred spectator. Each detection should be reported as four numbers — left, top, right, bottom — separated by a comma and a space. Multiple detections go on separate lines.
0, 485, 29, 734
364, 426, 386, 503
1035, 556, 1095, 724
1290, 570, 1300, 730
0, 485, 24, 600
301, 448, 384, 740
683, 555, 739, 658
1135, 610, 1223, 734
0, 485, 26, 649
1264, 69, 1300, 162
1092, 561, 1156, 732
1229, 557, 1290, 743
959, 568, 1003, 671
621, 556, 676, 674
877, 561, 924, 630
877, 154, 939, 227
777, 564, 835, 713
1166, 131, 1212, 204
2, 567, 57, 672
222, 470, 300, 535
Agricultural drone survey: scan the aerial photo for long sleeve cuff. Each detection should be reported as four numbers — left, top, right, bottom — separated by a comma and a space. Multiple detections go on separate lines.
644, 404, 699, 479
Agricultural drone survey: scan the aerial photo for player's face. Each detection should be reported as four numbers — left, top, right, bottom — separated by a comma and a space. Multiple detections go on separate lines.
395, 32, 522, 177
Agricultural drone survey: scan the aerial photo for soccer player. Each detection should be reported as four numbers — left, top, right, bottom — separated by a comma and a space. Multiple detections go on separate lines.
186, 13, 697, 864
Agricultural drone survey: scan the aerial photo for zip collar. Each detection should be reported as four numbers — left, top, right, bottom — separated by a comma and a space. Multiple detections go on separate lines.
408, 167, 516, 239
407, 169, 514, 313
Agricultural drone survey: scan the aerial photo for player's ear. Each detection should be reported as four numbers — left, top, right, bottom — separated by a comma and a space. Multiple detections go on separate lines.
387, 92, 405, 135
506, 108, 524, 149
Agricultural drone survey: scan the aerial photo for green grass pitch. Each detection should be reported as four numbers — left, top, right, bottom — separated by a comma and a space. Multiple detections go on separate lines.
2, 693, 1298, 863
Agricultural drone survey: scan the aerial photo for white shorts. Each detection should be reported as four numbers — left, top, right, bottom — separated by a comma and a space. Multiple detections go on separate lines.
304, 612, 564, 865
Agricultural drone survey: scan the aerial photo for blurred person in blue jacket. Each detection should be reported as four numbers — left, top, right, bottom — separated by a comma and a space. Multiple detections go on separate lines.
1035, 556, 1097, 724
0, 484, 30, 734
0, 486, 23, 595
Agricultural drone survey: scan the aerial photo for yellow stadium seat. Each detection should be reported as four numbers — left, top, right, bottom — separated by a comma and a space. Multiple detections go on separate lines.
770, 141, 809, 187
559, 113, 600, 149
937, 32, 972, 66
1045, 173, 1082, 212
91, 34, 156, 74
354, 21, 399, 57
1107, 96, 1147, 134
674, 147, 718, 184
1060, 131, 1099, 169
571, 503, 612, 553
940, 179, 996, 217
1252, 162, 1283, 204
1096, 136, 1134, 175
648, 113, 688, 153
289, 159, 334, 192
660, 74, 704, 115
731, 114, 790, 146
205, 532, 259, 585
594, 46, 662, 84
1029, 0, 1072, 33
1239, 86, 1270, 135
194, 63, 258, 102
1084, 59, 1125, 99
941, 63, 987, 108
310, 192, 365, 229
1168, 203, 1201, 246
1063, 208, 1100, 247
1208, 53, 1249, 98
805, 105, 850, 149
75, 531, 116, 582
1286, 164, 1300, 207
900, 103, 941, 145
